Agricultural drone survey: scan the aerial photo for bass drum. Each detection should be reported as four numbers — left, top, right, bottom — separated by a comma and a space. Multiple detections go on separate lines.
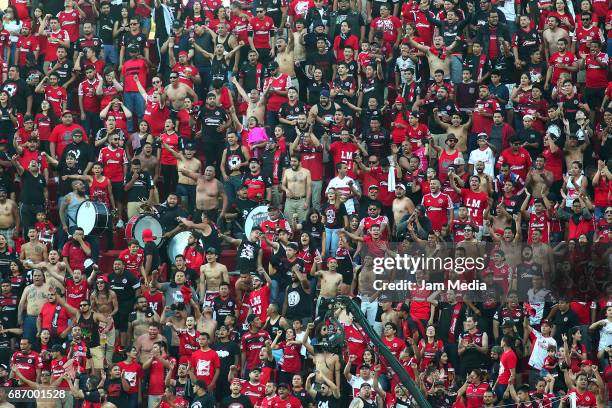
244, 205, 273, 237
125, 214, 164, 248
166, 231, 203, 261
76, 201, 112, 236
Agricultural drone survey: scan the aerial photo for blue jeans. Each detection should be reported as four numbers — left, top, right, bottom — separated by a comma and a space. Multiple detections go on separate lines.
123, 91, 145, 132
325, 227, 340, 255
607, 37, 612, 57
83, 111, 101, 138
494, 383, 508, 402
266, 110, 279, 130
270, 279, 281, 306
103, 44, 118, 65
450, 55, 463, 84
176, 183, 196, 213
23, 315, 38, 342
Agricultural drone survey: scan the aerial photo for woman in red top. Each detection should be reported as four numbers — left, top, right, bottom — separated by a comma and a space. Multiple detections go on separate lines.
591, 161, 611, 220
564, 327, 587, 373
34, 100, 55, 153
89, 163, 115, 209
390, 97, 410, 145
101, 99, 133, 138
136, 77, 169, 137
185, 1, 207, 30
175, 97, 194, 140
416, 325, 445, 370
97, 70, 123, 111
271, 328, 302, 384
297, 232, 318, 277
332, 21, 359, 62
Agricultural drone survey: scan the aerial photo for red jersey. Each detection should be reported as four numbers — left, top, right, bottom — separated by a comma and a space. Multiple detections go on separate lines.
298, 144, 323, 181
116, 360, 144, 394
143, 99, 169, 137
45, 29, 69, 62
34, 113, 52, 141
239, 379, 265, 405
496, 147, 532, 180
498, 349, 517, 384
78, 79, 101, 113
370, 16, 402, 44
40, 302, 71, 337
64, 277, 89, 310
528, 211, 550, 244
231, 13, 252, 44
263, 74, 291, 112
50, 357, 70, 388
548, 51, 577, 84
143, 289, 164, 316
122, 58, 148, 93
11, 351, 42, 382
248, 284, 270, 322
57, 9, 80, 41
465, 382, 489, 408
417, 338, 444, 370
574, 26, 603, 57
278, 341, 302, 373
248, 16, 275, 49
89, 176, 111, 205
472, 98, 499, 134
359, 215, 389, 239
172, 63, 198, 89
422, 192, 453, 231
189, 348, 221, 386
406, 123, 430, 150
160, 132, 179, 165
329, 141, 359, 178
404, 9, 434, 45
488, 263, 514, 295
343, 323, 368, 366
240, 330, 271, 370
177, 329, 200, 357
16, 35, 39, 66
288, 0, 313, 19
567, 389, 597, 408
44, 85, 67, 117
584, 52, 609, 89
460, 189, 488, 226
596, 219, 611, 243
118, 248, 145, 279
98, 146, 128, 182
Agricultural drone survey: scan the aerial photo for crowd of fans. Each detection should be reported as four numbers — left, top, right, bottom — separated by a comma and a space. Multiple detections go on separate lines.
0, 0, 609, 407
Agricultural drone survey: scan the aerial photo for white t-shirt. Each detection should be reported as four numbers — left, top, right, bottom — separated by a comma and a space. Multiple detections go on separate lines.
528, 328, 557, 370
469, 147, 496, 177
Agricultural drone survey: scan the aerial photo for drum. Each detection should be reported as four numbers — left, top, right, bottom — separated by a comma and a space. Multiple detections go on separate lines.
76, 201, 112, 236
244, 205, 272, 237
125, 214, 164, 248
166, 231, 203, 261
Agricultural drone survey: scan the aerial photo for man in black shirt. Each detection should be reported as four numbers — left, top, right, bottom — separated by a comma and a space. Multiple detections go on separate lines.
0, 240, 17, 279
212, 325, 241, 402
11, 154, 46, 236
306, 370, 340, 408
97, 2, 117, 65
159, 193, 189, 239
108, 258, 141, 348
143, 228, 161, 281
219, 185, 258, 236
238, 50, 264, 93
306, 37, 337, 83
60, 130, 95, 173
124, 159, 155, 218
551, 298, 581, 344
190, 379, 216, 408
221, 379, 253, 408
1, 66, 32, 115
199, 92, 230, 174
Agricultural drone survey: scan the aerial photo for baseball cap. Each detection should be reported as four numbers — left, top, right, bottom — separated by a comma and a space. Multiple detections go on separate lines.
183, 141, 196, 151
247, 314, 258, 324
205, 247, 218, 255
277, 383, 290, 390
51, 344, 64, 353
61, 110, 72, 116
446, 134, 458, 141
579, 359, 592, 366
477, 132, 488, 140
178, 50, 188, 57
287, 242, 299, 251
395, 183, 406, 190
395, 96, 406, 104
368, 185, 379, 190
523, 114, 534, 121
268, 61, 279, 70
501, 318, 514, 328
454, 157, 465, 165
320, 89, 330, 98
172, 20, 182, 29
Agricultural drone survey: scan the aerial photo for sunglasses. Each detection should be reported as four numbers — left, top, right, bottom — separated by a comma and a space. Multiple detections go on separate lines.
256, 9, 265, 12
80, 304, 89, 307
170, 76, 178, 79
130, 22, 139, 25
368, 161, 378, 164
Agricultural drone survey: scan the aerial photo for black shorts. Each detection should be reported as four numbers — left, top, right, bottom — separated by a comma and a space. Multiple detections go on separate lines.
111, 181, 124, 202
114, 302, 132, 331
584, 87, 605, 110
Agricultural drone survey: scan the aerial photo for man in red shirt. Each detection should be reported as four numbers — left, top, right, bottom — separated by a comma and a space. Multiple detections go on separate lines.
273, 383, 302, 408
495, 335, 517, 400
15, 21, 39, 67
421, 178, 454, 232
49, 111, 88, 160
248, 7, 276, 64
35, 72, 67, 118
451, 175, 489, 237
10, 338, 42, 384
263, 61, 291, 129
496, 135, 533, 181
581, 41, 609, 118
57, 0, 83, 43
545, 37, 577, 91
327, 129, 361, 178
38, 288, 73, 341
41, 16, 70, 70
78, 65, 101, 138
189, 332, 220, 390
119, 240, 145, 279
121, 44, 148, 132
561, 373, 597, 408
369, 4, 402, 49
98, 131, 128, 219
240, 313, 271, 377
472, 85, 499, 136
293, 127, 324, 210
117, 345, 144, 407
61, 227, 92, 273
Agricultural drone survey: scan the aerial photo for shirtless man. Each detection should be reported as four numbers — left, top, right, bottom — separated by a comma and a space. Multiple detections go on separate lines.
161, 142, 201, 212
380, 296, 401, 327
20, 227, 48, 268
407, 32, 458, 79
199, 248, 230, 306
89, 276, 119, 356
392, 184, 415, 236
195, 306, 217, 341
312, 257, 343, 317
525, 157, 553, 199
473, 161, 495, 195
304, 322, 341, 389
542, 16, 570, 61
23, 250, 64, 293
12, 368, 67, 408
281, 156, 312, 223
231, 77, 266, 124
135, 323, 166, 364
17, 269, 50, 341
352, 255, 379, 328
0, 188, 18, 248
180, 166, 228, 221
164, 76, 198, 113
433, 111, 472, 153
136, 143, 160, 203
127, 295, 161, 343
275, 37, 296, 82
